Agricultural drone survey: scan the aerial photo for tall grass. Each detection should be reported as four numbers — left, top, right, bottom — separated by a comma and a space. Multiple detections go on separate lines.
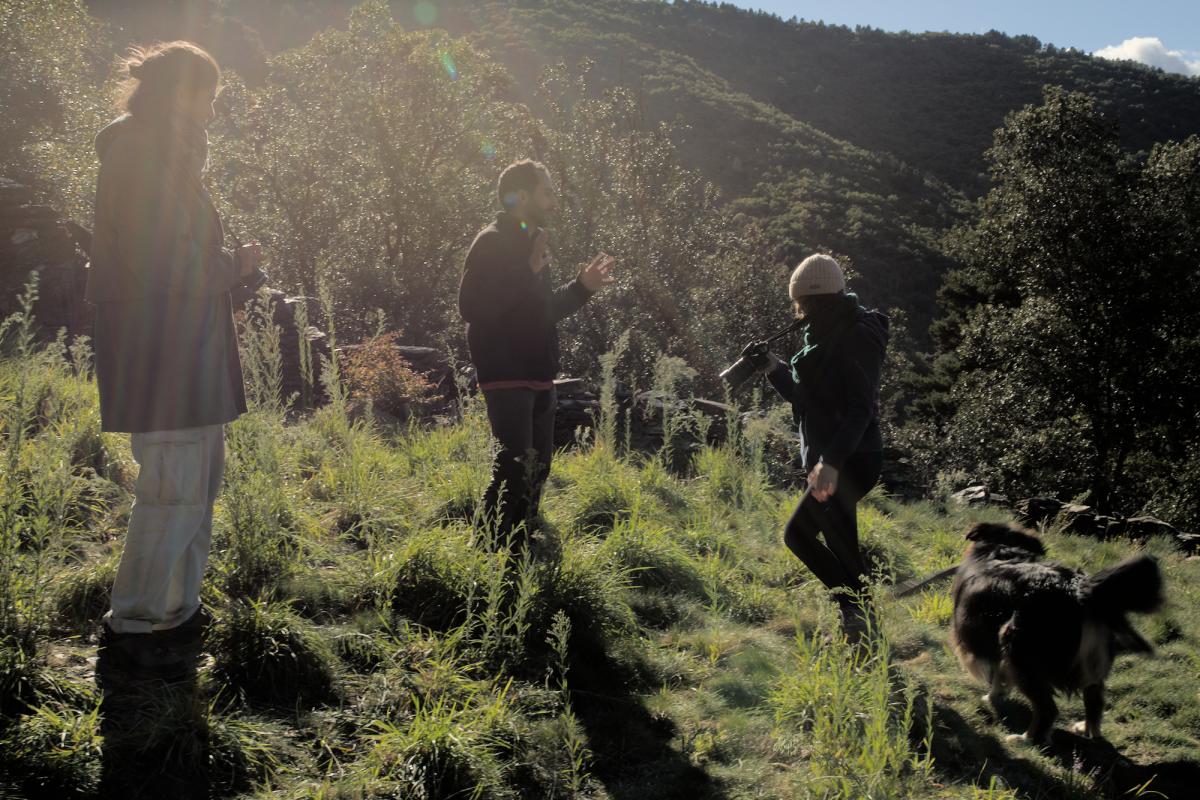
770, 626, 934, 799
594, 329, 631, 453
239, 290, 287, 414
217, 411, 300, 599
1, 287, 1196, 799
0, 279, 106, 714
651, 352, 697, 467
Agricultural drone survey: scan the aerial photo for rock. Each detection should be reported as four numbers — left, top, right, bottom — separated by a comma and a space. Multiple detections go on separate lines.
552, 377, 601, 449
1059, 505, 1098, 536
1093, 515, 1126, 539
0, 178, 91, 337
1176, 532, 1199, 554
1015, 497, 1066, 527
951, 485, 990, 506
554, 378, 589, 399
238, 290, 329, 409
1125, 516, 1178, 539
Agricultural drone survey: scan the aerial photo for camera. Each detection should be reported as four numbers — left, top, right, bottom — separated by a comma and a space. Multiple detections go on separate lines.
720, 341, 769, 392
719, 319, 801, 393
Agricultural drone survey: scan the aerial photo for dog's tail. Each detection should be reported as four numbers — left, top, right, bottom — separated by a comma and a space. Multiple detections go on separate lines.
1078, 554, 1163, 616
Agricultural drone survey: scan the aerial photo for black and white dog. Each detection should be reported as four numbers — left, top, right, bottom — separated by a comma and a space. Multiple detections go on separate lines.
950, 522, 1164, 744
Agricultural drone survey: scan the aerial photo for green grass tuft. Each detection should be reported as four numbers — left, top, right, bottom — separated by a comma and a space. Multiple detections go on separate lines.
208, 599, 341, 708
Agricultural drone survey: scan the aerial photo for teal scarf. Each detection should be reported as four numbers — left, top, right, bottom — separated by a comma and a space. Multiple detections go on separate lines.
789, 292, 863, 384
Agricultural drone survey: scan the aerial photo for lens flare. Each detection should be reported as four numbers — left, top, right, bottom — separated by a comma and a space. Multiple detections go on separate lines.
480, 139, 496, 160
440, 51, 458, 80
413, 1, 438, 26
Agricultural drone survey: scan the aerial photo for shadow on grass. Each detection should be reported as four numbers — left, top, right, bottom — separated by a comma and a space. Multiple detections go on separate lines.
568, 643, 728, 800
95, 649, 210, 800
930, 700, 1200, 799
95, 636, 266, 800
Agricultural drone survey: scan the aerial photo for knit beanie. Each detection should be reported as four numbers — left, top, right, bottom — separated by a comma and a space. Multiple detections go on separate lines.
788, 254, 846, 299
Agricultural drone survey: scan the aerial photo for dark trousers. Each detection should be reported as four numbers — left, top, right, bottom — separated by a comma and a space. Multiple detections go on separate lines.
783, 451, 882, 594
480, 386, 557, 545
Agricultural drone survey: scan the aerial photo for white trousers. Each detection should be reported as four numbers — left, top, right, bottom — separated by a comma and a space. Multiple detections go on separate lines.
105, 424, 225, 633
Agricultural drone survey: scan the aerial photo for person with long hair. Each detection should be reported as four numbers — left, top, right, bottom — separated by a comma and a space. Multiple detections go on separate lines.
744, 254, 889, 642
88, 41, 264, 676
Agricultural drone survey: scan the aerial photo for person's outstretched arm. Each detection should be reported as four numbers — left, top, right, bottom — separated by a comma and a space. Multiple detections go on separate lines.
549, 252, 615, 321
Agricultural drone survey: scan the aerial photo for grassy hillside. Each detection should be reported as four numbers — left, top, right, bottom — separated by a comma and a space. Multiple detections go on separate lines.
2, 312, 1198, 799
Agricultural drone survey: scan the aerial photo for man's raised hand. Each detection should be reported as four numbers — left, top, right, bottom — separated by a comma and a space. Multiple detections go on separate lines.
580, 252, 617, 293
529, 229, 550, 274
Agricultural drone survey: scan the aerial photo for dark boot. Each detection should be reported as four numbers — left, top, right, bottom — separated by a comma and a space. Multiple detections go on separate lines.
97, 623, 189, 681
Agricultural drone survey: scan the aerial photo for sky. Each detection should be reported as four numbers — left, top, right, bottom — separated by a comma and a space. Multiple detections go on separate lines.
725, 1, 1200, 76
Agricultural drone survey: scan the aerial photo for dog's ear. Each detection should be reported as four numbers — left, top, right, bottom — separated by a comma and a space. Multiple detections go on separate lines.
965, 522, 1005, 542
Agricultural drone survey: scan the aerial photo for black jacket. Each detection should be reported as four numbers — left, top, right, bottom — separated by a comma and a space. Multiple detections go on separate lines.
767, 309, 889, 471
458, 212, 593, 384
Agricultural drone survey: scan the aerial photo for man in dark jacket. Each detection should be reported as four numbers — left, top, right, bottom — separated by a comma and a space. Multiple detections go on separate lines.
459, 160, 615, 547
750, 254, 889, 641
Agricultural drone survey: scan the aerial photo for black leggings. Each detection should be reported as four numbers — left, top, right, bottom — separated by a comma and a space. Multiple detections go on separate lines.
783, 451, 882, 593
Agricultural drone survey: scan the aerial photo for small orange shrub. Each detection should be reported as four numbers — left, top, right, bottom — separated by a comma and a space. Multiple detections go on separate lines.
341, 332, 434, 419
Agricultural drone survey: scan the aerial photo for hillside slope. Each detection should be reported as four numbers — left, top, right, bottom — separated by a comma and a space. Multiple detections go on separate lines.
1, 332, 1198, 799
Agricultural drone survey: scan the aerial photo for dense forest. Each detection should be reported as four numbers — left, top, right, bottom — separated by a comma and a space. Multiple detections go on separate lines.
77, 0, 1200, 328
3, 3, 1200, 799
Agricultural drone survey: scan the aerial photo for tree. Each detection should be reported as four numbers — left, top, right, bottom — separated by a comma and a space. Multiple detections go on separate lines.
0, 0, 110, 221
926, 86, 1200, 522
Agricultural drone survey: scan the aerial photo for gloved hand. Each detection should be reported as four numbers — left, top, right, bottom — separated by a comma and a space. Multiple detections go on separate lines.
241, 267, 269, 292
740, 340, 771, 370
230, 268, 270, 308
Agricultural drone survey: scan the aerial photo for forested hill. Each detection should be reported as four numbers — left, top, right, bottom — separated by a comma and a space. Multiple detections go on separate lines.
84, 0, 1200, 335
91, 0, 1200, 194
418, 0, 1200, 195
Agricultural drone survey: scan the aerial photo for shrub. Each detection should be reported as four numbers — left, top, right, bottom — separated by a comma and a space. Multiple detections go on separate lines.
99, 686, 280, 797
599, 519, 705, 599
0, 702, 102, 797
208, 599, 340, 708
381, 533, 484, 632
523, 539, 639, 686
556, 448, 656, 534
51, 552, 118, 633
341, 332, 435, 421
367, 691, 514, 800
0, 633, 41, 719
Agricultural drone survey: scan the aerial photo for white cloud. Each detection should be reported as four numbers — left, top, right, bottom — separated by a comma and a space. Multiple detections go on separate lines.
1093, 37, 1200, 76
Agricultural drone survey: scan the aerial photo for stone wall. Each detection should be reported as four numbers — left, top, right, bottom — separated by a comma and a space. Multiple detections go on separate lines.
950, 484, 1198, 554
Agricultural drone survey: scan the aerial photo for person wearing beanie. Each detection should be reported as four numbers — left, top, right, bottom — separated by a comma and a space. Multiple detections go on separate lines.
742, 253, 889, 642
